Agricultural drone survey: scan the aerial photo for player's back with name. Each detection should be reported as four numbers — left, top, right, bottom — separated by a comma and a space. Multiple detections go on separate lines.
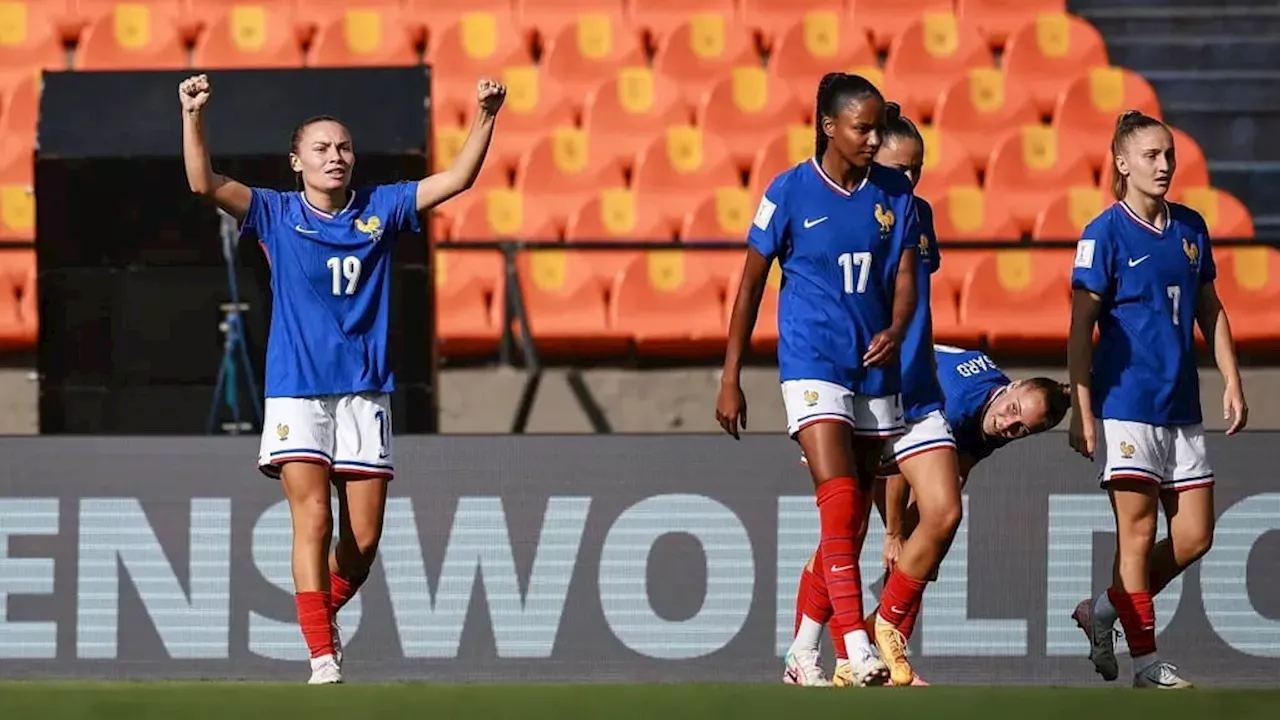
935, 344, 1010, 460
244, 181, 420, 398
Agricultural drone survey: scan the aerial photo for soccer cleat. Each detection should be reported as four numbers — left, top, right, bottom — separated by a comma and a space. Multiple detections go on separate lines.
307, 654, 343, 685
783, 649, 833, 687
1072, 598, 1119, 681
846, 646, 891, 687
887, 672, 930, 687
832, 660, 854, 688
873, 615, 914, 687
331, 617, 344, 667
1134, 661, 1193, 689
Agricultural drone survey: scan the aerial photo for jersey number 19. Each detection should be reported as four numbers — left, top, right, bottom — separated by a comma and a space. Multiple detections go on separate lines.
838, 252, 872, 294
328, 255, 362, 296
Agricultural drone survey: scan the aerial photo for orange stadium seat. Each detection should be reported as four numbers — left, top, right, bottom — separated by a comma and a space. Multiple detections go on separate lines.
449, 188, 560, 242
192, 4, 304, 69
516, 0, 627, 39
748, 124, 813, 197
651, 15, 758, 106
583, 67, 691, 172
0, 0, 69, 72
426, 14, 533, 121
930, 271, 984, 346
8, 0, 76, 45
956, 0, 1066, 49
0, 248, 35, 349
435, 249, 504, 356
1052, 66, 1161, 171
540, 13, 645, 98
932, 69, 1040, 169
697, 67, 804, 170
407, 1, 512, 43
848, 0, 952, 52
680, 186, 754, 240
431, 125, 512, 191
929, 185, 1021, 242
1003, 12, 1109, 117
478, 66, 578, 169
628, 0, 738, 41
73, 4, 187, 70
766, 12, 877, 115
934, 247, 989, 294
726, 257, 781, 352
0, 143, 34, 242
632, 126, 741, 234
295, 1, 415, 42
1031, 185, 1107, 241
985, 124, 1095, 232
959, 249, 1072, 351
1099, 126, 1210, 193
308, 6, 418, 67
515, 127, 629, 228
515, 249, 631, 355
1212, 247, 1280, 352
565, 188, 670, 241
1, 72, 40, 151
1172, 186, 1256, 239
914, 125, 980, 205
884, 13, 995, 122
186, 1, 296, 34
611, 250, 727, 356
740, 1, 842, 46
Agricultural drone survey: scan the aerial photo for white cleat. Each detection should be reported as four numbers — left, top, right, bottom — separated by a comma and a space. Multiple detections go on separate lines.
307, 654, 343, 685
845, 647, 890, 687
1072, 598, 1119, 682
1134, 661, 1193, 689
783, 649, 833, 687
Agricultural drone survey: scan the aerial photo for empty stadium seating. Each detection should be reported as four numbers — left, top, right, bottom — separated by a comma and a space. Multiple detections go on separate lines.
0, 0, 1270, 361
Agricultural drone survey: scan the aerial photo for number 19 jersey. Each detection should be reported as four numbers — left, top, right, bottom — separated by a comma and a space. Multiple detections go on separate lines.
243, 182, 420, 399
748, 159, 919, 397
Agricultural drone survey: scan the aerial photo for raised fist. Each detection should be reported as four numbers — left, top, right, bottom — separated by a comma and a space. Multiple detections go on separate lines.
179, 74, 210, 114
477, 78, 506, 115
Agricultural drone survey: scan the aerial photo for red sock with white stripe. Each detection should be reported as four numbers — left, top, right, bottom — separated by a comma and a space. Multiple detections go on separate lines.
816, 477, 872, 658
1108, 586, 1158, 671
878, 567, 928, 629
329, 571, 367, 612
294, 591, 334, 659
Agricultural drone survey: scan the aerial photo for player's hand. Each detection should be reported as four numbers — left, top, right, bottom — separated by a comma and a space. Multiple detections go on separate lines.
1068, 409, 1096, 460
1223, 383, 1248, 435
863, 328, 902, 367
715, 379, 748, 440
477, 78, 507, 115
882, 533, 903, 571
179, 74, 210, 115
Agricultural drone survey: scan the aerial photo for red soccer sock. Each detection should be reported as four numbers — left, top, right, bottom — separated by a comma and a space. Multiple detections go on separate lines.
1107, 586, 1156, 657
329, 571, 368, 612
295, 591, 335, 659
817, 477, 867, 646
793, 566, 813, 635
899, 595, 923, 640
878, 567, 928, 629
803, 561, 833, 625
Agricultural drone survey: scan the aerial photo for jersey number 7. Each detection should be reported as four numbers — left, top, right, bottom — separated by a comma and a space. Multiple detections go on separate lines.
328, 255, 363, 296
838, 252, 872, 294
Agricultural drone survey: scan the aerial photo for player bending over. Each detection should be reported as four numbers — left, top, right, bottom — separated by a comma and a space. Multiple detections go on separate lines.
719, 72, 920, 688
180, 73, 506, 684
1067, 111, 1247, 689
789, 345, 1070, 686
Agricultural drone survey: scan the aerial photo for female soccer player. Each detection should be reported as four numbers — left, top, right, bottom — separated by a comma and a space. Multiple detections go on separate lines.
792, 345, 1070, 686
717, 72, 920, 688
1068, 110, 1247, 689
784, 104, 959, 689
179, 72, 507, 684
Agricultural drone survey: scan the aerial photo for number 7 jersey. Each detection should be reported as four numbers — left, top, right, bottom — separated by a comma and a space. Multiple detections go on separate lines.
242, 182, 420, 399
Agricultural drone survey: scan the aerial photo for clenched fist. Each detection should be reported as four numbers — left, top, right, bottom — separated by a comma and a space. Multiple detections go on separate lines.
179, 74, 210, 115
477, 78, 506, 115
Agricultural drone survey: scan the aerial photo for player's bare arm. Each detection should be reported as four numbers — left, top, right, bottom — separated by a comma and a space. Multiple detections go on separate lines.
1195, 282, 1249, 434
179, 74, 252, 219
716, 247, 770, 439
415, 79, 507, 211
1067, 289, 1103, 459
864, 248, 918, 367
881, 473, 910, 568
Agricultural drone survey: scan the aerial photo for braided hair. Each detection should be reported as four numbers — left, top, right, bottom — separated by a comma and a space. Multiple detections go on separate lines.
814, 73, 884, 160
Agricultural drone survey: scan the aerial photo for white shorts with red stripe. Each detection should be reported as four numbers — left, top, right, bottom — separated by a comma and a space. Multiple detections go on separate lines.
258, 392, 394, 480
1098, 419, 1213, 492
781, 379, 905, 439
888, 410, 956, 464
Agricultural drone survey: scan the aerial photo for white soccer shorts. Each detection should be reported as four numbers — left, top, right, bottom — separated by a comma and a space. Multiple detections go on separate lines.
887, 410, 956, 465
782, 379, 905, 439
1099, 419, 1213, 492
258, 392, 394, 480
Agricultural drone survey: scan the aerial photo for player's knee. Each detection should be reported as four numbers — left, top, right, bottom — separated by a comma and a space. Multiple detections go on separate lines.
1176, 523, 1214, 564
1119, 523, 1157, 556
294, 497, 333, 545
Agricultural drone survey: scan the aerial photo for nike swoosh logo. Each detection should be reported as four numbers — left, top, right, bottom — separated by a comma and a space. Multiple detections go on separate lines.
1128, 255, 1150, 267
891, 605, 907, 615
295, 225, 319, 234
830, 564, 854, 573
803, 217, 828, 229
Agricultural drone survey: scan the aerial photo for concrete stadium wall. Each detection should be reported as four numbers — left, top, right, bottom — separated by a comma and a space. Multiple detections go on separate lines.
3, 365, 1280, 435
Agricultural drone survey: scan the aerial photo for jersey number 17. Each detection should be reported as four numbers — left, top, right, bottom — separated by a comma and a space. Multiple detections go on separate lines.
838, 252, 872, 294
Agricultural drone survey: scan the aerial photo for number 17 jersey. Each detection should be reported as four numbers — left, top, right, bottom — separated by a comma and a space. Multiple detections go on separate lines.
242, 182, 420, 399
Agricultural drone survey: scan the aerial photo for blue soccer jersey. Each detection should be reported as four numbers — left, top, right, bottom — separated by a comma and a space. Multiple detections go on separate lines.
1071, 201, 1215, 426
935, 344, 1012, 462
899, 197, 944, 422
243, 183, 420, 399
749, 159, 919, 396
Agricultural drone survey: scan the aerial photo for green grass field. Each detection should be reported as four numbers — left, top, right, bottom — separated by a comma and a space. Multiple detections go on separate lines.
2, 683, 1279, 719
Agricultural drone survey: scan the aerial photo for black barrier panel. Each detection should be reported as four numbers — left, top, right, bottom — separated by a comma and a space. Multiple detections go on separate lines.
38, 67, 429, 159
0, 433, 1276, 685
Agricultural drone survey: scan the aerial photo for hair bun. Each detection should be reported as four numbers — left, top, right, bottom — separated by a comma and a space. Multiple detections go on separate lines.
885, 101, 902, 121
